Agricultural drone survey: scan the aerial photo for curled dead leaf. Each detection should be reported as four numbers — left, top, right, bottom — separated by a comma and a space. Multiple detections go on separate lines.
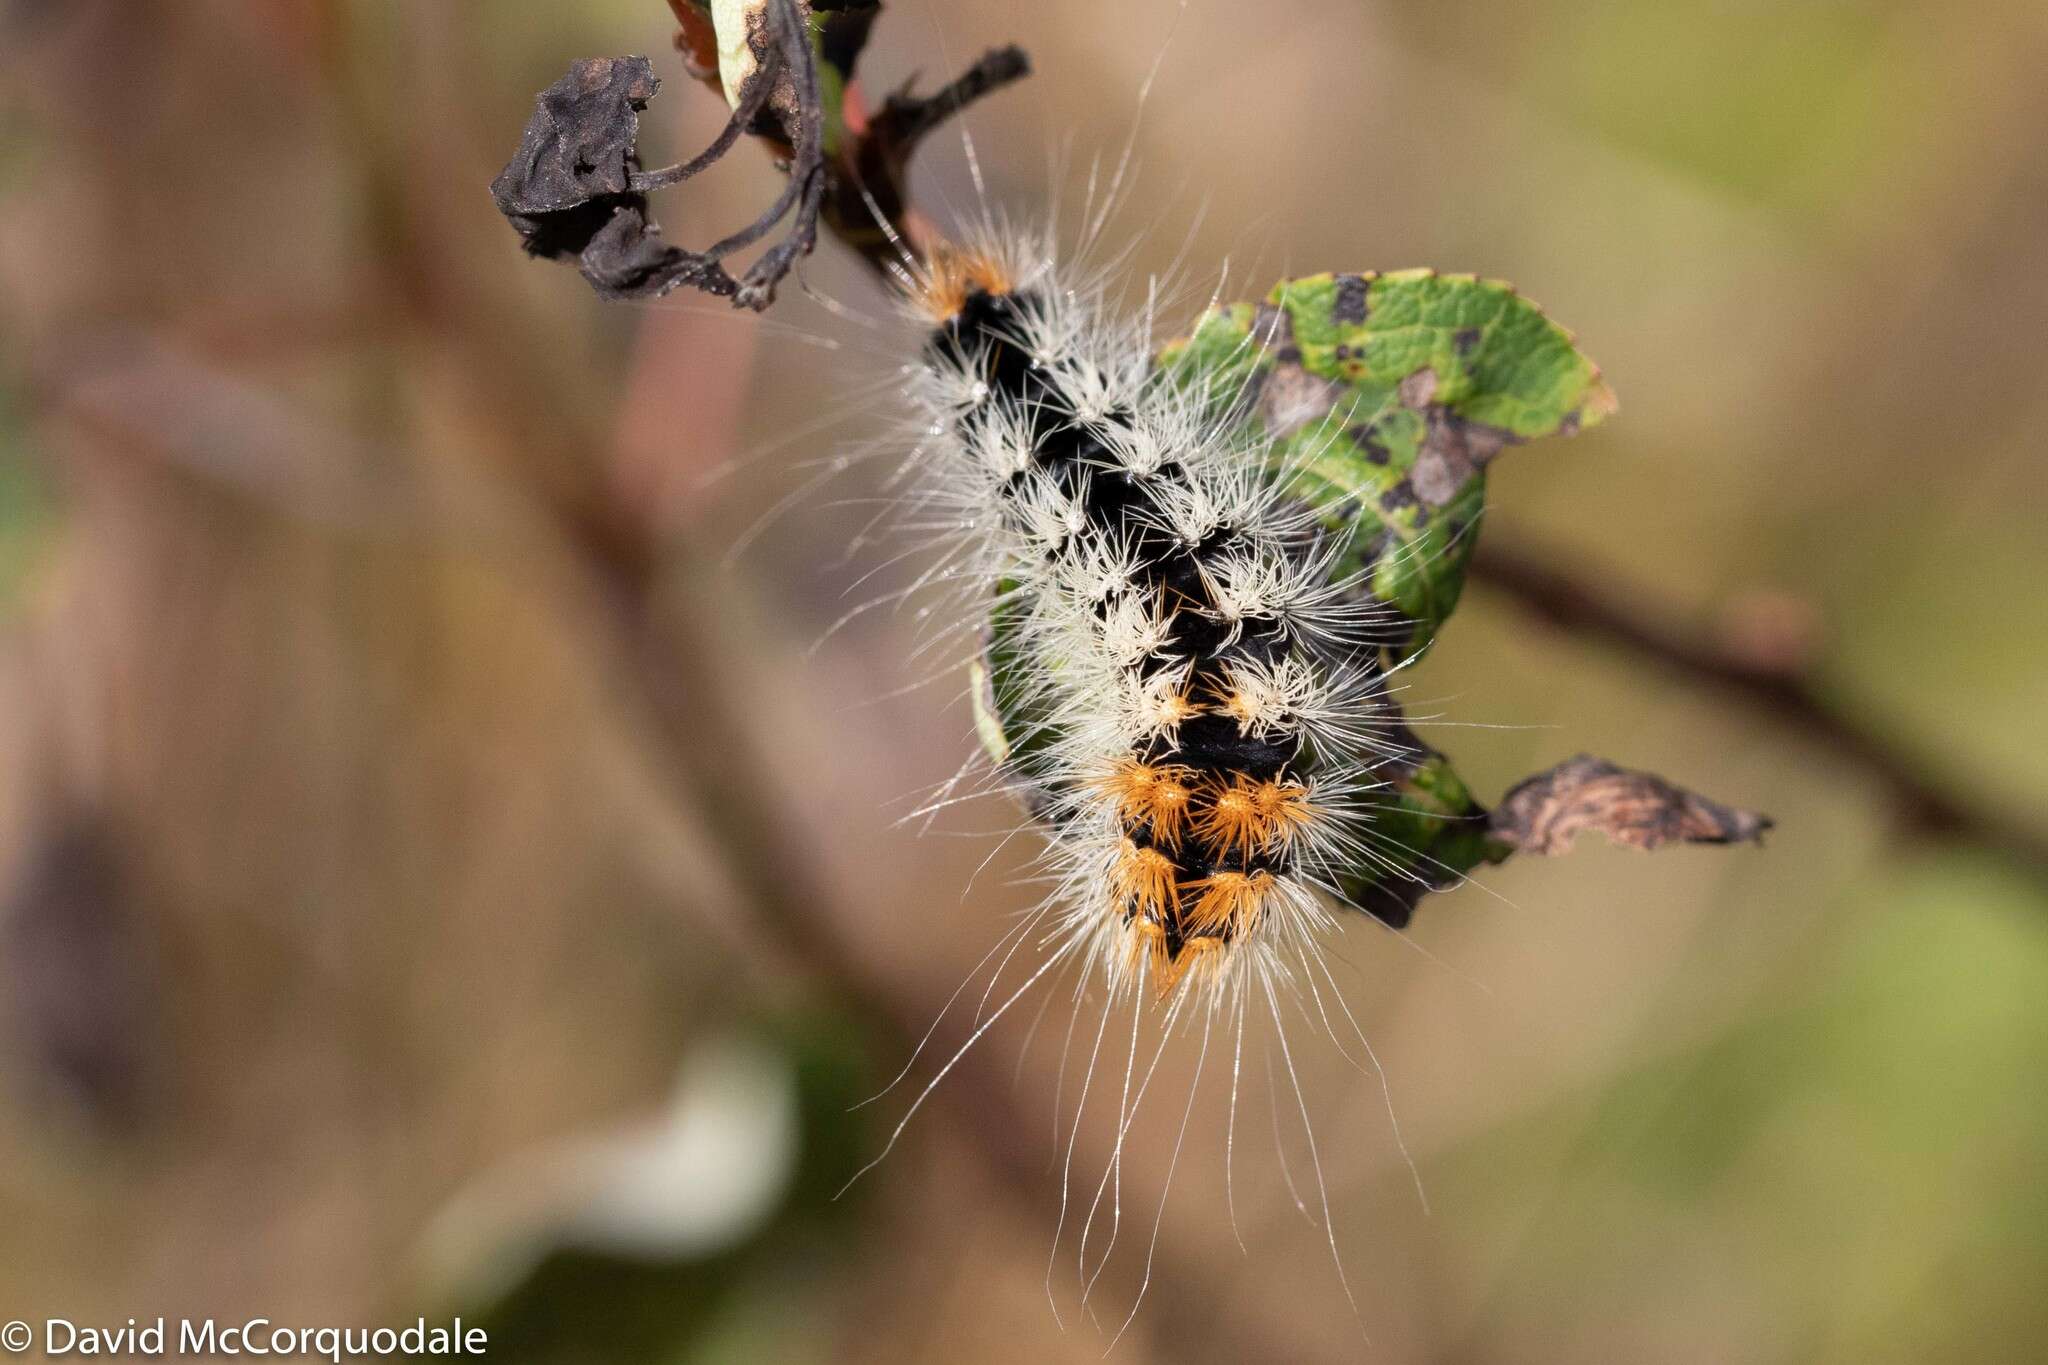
1490, 754, 1772, 856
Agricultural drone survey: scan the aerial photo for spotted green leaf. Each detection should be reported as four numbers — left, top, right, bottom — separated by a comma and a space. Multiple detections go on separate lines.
1162, 269, 1615, 662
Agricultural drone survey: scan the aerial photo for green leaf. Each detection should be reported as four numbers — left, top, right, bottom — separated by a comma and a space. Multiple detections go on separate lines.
1335, 748, 1513, 926
1161, 269, 1615, 663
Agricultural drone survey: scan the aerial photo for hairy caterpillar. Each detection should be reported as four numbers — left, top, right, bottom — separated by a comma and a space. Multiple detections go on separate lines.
904, 230, 1397, 1004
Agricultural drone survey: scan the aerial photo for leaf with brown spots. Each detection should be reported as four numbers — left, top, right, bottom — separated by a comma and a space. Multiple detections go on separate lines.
1161, 270, 1617, 663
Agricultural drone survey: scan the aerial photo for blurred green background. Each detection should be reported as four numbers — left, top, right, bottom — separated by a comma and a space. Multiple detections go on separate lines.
1, 2, 2044, 1361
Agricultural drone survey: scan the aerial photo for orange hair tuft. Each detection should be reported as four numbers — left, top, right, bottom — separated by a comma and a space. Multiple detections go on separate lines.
913, 243, 1015, 322
1112, 838, 1181, 921
1183, 869, 1275, 938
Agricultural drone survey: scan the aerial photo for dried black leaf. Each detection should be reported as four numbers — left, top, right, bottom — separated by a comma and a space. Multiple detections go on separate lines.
575, 199, 703, 302
490, 54, 744, 302
491, 56, 664, 263
496, 4, 1030, 309
489, 8, 817, 308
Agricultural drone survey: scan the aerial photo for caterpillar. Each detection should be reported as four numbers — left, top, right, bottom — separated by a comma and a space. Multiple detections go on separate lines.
902, 230, 1394, 1005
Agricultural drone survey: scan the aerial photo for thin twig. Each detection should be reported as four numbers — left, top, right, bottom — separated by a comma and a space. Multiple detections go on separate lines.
824, 44, 1032, 279
1469, 539, 2048, 880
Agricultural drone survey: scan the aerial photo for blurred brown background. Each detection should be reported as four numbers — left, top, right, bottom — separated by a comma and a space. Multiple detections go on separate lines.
2, 1, 2046, 1361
